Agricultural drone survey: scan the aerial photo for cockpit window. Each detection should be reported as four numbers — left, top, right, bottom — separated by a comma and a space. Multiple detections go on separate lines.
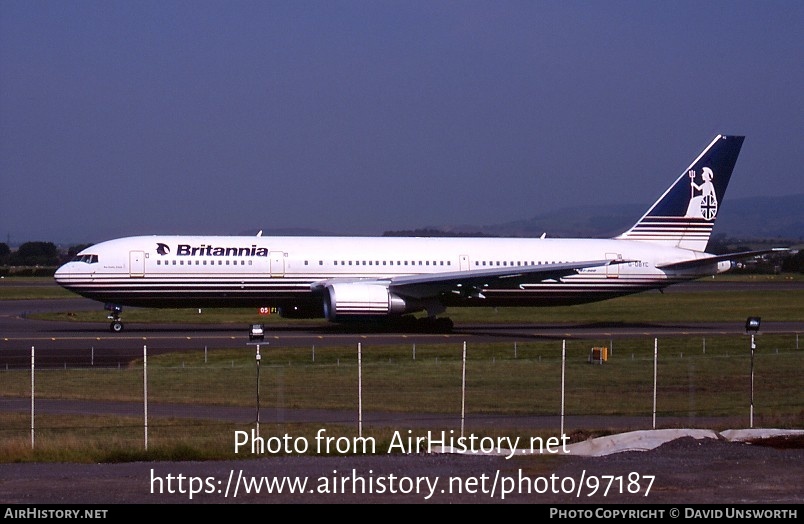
72, 254, 99, 264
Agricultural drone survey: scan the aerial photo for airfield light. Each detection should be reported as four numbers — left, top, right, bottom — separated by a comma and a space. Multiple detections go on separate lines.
745, 317, 760, 428
255, 343, 261, 439
247, 326, 267, 439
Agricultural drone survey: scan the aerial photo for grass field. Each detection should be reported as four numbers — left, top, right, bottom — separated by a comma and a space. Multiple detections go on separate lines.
0, 275, 802, 462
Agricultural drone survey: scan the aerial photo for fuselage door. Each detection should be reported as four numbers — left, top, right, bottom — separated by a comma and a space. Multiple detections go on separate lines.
459, 255, 470, 271
606, 252, 621, 279
270, 251, 285, 277
130, 251, 145, 277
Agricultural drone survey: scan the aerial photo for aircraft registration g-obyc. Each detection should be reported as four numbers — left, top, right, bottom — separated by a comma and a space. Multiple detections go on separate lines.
55, 135, 785, 332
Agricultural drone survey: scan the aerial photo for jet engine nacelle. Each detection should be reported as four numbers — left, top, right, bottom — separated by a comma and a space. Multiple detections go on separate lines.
323, 282, 411, 321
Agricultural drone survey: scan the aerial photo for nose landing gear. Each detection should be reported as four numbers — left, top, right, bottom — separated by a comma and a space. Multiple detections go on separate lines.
105, 304, 124, 332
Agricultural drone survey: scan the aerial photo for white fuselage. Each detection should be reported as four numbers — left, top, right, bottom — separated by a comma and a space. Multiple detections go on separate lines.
54, 235, 727, 316
52, 136, 750, 327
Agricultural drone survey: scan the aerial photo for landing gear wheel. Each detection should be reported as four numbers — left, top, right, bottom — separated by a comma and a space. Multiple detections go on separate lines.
436, 317, 454, 332
416, 317, 454, 333
105, 304, 124, 333
430, 317, 453, 333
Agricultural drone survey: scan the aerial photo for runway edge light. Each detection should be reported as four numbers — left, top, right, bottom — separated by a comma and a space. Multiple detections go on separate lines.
745, 317, 761, 333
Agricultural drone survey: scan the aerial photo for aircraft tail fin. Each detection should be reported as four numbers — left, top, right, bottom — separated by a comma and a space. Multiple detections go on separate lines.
616, 135, 745, 252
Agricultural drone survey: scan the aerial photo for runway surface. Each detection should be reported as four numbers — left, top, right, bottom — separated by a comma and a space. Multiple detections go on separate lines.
2, 279, 803, 368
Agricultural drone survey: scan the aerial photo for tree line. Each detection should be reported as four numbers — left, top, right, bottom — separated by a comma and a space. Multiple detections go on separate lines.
0, 242, 92, 267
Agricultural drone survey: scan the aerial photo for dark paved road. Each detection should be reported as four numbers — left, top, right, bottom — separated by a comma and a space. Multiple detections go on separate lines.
2, 279, 803, 368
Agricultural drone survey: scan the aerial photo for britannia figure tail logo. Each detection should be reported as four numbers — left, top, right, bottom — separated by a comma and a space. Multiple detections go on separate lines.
685, 167, 717, 220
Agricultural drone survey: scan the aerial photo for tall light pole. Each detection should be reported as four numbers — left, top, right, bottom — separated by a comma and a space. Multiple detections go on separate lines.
745, 317, 761, 428
248, 324, 266, 439
255, 343, 261, 439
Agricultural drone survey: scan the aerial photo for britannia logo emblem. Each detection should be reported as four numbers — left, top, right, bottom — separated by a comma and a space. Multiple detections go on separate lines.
156, 243, 170, 256
685, 167, 717, 220
700, 193, 718, 220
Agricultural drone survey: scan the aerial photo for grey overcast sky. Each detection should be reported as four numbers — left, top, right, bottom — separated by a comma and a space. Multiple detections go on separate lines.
1, 0, 802, 245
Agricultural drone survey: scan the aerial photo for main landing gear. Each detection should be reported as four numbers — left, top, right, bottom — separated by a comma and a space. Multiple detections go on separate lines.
381, 315, 455, 333
419, 316, 454, 333
105, 304, 124, 332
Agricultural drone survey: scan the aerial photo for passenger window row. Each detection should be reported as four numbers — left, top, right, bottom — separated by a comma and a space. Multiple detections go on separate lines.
155, 260, 253, 266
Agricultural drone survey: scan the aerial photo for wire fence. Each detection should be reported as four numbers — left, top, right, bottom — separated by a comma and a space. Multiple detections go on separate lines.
1, 333, 802, 456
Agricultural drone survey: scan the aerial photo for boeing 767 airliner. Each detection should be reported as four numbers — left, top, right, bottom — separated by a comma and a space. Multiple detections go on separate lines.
55, 135, 784, 332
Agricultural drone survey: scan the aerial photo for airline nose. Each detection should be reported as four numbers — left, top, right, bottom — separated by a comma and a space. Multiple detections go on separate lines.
54, 264, 70, 283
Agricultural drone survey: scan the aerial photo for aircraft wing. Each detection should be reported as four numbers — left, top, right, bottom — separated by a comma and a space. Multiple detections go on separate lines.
312, 259, 621, 300
657, 248, 789, 270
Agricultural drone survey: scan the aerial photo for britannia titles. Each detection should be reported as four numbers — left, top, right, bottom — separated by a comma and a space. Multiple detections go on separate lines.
176, 244, 269, 257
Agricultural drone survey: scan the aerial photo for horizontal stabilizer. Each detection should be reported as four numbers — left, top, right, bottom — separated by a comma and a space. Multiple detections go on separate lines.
657, 248, 789, 270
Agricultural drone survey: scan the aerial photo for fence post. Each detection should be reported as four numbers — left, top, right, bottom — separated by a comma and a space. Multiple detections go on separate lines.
560, 340, 566, 438
30, 346, 35, 450
653, 338, 658, 430
461, 341, 466, 439
144, 345, 148, 451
